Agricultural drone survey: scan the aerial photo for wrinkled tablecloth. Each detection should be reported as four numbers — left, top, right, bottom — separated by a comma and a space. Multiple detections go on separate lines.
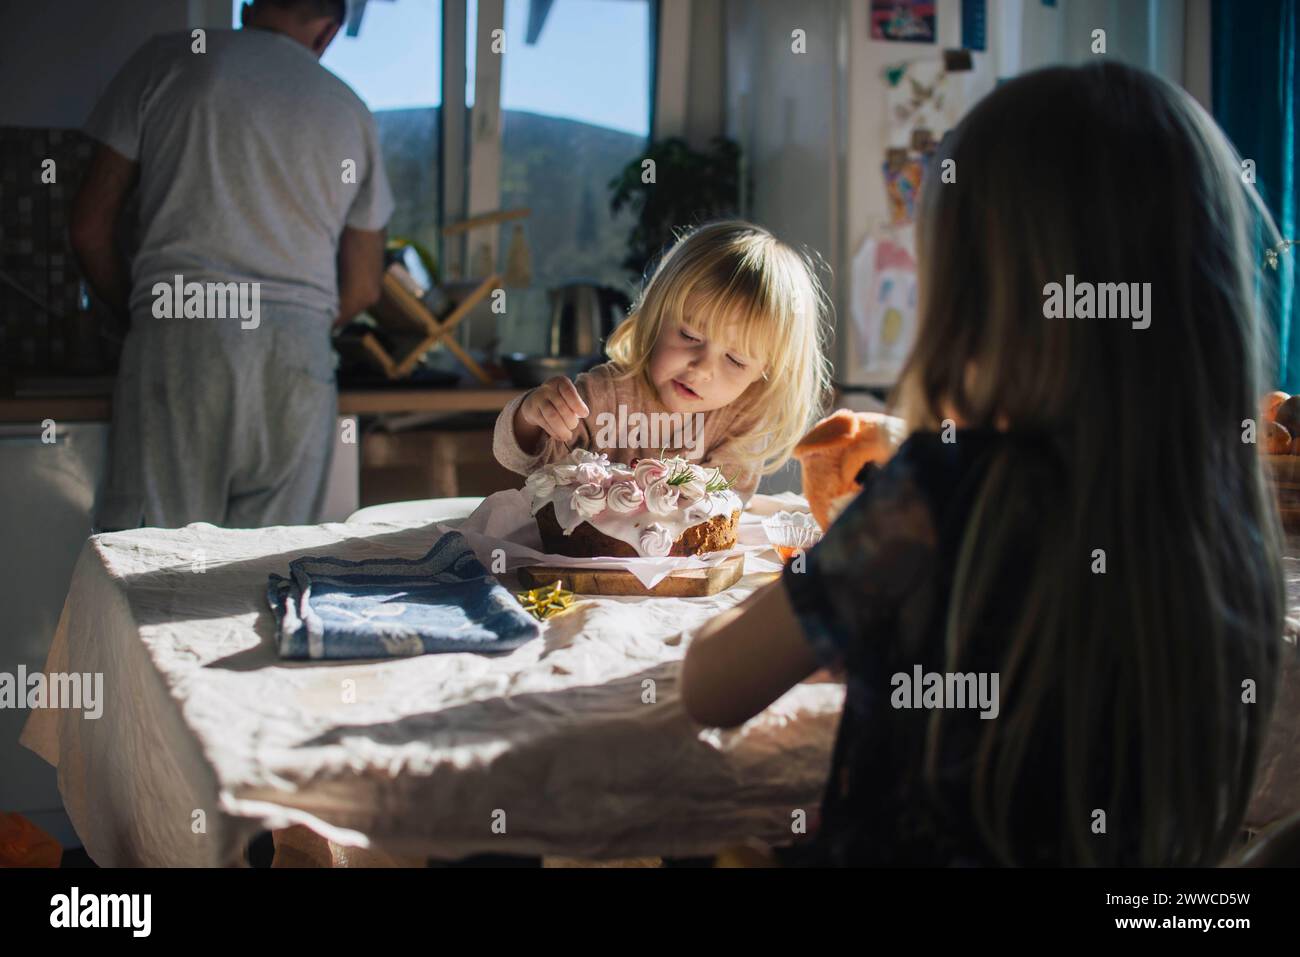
20, 509, 842, 866
19, 509, 1300, 866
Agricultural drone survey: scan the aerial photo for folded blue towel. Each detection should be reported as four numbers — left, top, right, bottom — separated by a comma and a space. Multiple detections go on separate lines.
267, 531, 539, 660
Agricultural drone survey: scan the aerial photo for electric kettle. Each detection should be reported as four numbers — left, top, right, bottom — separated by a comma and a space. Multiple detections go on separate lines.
544, 282, 632, 358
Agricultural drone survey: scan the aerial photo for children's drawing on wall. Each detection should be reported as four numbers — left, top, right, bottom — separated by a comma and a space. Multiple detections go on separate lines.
871, 0, 937, 44
886, 58, 946, 132
881, 59, 948, 226
883, 133, 938, 226
850, 236, 919, 383
858, 56, 962, 382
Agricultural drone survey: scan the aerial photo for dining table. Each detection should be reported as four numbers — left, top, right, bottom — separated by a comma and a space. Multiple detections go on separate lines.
19, 494, 845, 866
20, 495, 1300, 866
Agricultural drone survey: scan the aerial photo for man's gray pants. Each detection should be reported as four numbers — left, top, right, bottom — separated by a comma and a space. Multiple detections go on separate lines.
96, 304, 337, 530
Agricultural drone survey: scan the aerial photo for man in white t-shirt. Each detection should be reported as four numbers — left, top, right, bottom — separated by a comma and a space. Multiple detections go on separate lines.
71, 0, 395, 530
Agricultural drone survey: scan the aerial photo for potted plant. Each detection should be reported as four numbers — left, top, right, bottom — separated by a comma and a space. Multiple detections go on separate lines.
607, 136, 742, 280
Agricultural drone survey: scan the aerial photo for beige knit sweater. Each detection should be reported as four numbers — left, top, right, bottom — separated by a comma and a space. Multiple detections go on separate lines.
492, 362, 762, 503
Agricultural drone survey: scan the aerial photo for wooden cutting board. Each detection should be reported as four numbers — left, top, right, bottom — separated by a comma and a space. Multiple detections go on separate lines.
517, 554, 746, 597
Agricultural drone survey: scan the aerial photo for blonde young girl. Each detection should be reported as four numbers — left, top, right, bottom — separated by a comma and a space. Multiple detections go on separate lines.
494, 220, 832, 500
683, 62, 1285, 866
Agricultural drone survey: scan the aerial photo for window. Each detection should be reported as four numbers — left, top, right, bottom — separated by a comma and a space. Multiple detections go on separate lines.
484, 0, 653, 353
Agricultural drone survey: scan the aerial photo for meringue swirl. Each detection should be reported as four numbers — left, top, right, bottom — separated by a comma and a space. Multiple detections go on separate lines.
644, 478, 681, 516
639, 522, 674, 557
570, 482, 608, 519
575, 461, 611, 485
634, 458, 667, 487
605, 479, 645, 514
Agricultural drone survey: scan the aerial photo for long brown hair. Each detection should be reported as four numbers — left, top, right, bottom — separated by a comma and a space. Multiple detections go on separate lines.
896, 62, 1285, 865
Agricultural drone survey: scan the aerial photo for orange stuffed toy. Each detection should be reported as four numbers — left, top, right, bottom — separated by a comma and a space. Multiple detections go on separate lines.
793, 409, 908, 531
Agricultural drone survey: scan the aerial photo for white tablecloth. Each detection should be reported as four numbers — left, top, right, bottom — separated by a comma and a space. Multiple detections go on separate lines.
20, 507, 1300, 866
19, 506, 842, 866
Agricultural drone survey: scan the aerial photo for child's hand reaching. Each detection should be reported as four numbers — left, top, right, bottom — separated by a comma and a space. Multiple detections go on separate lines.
515, 376, 591, 448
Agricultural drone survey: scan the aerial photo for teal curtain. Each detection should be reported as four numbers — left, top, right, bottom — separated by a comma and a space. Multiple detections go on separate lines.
1214, 0, 1297, 390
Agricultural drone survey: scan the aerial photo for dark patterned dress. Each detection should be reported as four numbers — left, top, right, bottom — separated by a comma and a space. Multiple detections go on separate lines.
780, 429, 1074, 866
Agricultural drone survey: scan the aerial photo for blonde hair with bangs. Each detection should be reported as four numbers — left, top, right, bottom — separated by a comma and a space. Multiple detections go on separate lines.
606, 220, 832, 475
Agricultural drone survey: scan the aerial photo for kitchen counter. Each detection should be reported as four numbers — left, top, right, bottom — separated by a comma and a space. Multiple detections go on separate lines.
0, 387, 527, 423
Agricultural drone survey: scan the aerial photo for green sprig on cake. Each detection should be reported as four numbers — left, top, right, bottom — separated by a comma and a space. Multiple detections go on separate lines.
663, 458, 734, 493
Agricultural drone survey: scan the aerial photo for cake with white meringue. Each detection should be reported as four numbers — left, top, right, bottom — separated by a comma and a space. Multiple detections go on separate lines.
525, 449, 742, 558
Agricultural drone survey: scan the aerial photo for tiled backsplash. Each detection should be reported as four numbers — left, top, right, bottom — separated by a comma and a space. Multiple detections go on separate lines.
0, 127, 102, 376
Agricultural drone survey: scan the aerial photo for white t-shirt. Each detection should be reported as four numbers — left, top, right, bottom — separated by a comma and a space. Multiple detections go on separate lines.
84, 28, 395, 318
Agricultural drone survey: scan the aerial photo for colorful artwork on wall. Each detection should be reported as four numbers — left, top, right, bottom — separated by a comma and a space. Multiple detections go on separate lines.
870, 0, 937, 44
850, 236, 920, 383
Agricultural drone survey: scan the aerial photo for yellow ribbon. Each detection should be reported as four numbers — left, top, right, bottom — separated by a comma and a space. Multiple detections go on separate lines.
515, 580, 577, 621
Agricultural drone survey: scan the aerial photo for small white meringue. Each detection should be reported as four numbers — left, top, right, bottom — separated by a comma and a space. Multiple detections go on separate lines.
606, 480, 645, 514
634, 458, 667, 488
639, 522, 674, 557
644, 478, 681, 516
570, 482, 608, 519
